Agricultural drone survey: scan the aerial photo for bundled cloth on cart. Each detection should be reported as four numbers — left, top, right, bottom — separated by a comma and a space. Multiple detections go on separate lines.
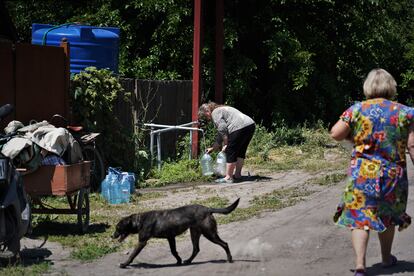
0, 120, 83, 170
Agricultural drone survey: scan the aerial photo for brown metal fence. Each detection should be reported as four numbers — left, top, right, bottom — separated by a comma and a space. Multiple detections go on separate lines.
0, 41, 69, 129
0, 41, 14, 128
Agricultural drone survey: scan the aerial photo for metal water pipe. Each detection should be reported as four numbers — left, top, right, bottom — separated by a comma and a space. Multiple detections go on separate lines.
144, 122, 204, 170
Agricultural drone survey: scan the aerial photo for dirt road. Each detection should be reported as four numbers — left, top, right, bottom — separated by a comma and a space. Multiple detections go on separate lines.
22, 164, 414, 276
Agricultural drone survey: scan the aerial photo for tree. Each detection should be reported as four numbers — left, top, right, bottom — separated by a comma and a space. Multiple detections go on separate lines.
6, 0, 414, 128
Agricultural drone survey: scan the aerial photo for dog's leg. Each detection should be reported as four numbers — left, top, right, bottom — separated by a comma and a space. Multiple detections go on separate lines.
202, 231, 233, 263
184, 228, 201, 264
120, 240, 147, 268
167, 237, 182, 265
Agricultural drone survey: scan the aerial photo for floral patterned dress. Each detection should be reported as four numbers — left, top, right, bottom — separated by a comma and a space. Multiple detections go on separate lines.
334, 98, 413, 232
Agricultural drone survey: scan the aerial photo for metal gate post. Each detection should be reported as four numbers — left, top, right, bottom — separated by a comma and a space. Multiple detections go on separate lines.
157, 133, 161, 170
189, 131, 193, 160
150, 128, 154, 167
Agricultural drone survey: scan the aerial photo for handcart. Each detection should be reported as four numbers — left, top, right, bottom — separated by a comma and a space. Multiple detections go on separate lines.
22, 161, 91, 233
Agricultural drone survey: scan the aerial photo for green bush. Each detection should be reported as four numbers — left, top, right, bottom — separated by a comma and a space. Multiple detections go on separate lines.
272, 120, 305, 146
248, 124, 276, 161
147, 159, 207, 187
300, 121, 332, 149
70, 67, 137, 172
176, 122, 217, 160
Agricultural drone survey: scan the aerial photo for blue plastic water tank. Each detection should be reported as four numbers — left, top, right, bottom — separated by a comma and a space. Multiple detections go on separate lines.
31, 23, 120, 74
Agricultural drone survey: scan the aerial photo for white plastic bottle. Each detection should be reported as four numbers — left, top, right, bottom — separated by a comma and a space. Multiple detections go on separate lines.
200, 153, 214, 176
215, 151, 227, 176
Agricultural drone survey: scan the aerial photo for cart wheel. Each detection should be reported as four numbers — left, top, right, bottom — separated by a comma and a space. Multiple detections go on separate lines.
77, 188, 90, 233
82, 145, 105, 192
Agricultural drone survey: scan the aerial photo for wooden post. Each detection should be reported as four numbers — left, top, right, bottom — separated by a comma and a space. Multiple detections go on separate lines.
60, 38, 71, 122
215, 0, 224, 104
192, 0, 202, 158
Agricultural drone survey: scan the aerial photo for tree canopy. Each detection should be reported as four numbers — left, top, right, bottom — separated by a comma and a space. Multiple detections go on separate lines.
5, 0, 414, 127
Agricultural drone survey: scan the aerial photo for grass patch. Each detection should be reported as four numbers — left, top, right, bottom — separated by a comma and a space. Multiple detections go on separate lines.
247, 144, 348, 173
143, 159, 212, 188
136, 191, 166, 201
190, 196, 229, 207
190, 187, 315, 225
306, 172, 348, 186
0, 262, 50, 276
70, 243, 118, 261
245, 123, 349, 174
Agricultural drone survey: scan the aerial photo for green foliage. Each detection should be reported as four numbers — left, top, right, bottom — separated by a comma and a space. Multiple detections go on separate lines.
306, 172, 347, 186
71, 243, 117, 261
70, 67, 135, 172
71, 67, 123, 125
272, 121, 306, 147
300, 121, 333, 149
6, 0, 414, 127
6, 0, 414, 185
247, 121, 348, 173
0, 262, 50, 276
147, 159, 206, 187
249, 121, 307, 161
190, 196, 229, 208
176, 122, 217, 160
248, 125, 276, 161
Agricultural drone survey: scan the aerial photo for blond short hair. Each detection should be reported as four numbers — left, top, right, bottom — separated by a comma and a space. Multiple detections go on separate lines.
363, 68, 397, 99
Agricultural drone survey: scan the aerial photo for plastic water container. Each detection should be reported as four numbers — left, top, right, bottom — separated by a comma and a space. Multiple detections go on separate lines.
100, 174, 112, 202
215, 151, 227, 177
102, 168, 134, 204
118, 172, 131, 204
109, 176, 121, 204
31, 23, 120, 74
126, 172, 136, 194
200, 153, 214, 176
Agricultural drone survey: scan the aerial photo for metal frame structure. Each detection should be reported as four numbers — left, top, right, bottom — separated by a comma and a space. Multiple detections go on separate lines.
144, 122, 204, 170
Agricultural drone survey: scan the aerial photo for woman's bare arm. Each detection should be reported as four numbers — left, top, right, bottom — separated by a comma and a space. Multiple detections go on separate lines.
330, 120, 351, 141
407, 122, 414, 165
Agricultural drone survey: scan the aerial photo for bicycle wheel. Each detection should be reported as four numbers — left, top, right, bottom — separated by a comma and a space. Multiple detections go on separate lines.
82, 144, 105, 192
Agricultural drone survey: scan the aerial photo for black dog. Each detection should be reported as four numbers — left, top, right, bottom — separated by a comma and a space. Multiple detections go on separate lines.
112, 198, 240, 268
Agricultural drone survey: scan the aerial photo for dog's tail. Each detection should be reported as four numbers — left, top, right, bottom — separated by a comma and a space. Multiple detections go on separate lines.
209, 198, 240, 215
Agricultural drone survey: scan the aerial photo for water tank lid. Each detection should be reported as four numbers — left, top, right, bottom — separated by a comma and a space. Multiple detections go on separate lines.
32, 23, 120, 45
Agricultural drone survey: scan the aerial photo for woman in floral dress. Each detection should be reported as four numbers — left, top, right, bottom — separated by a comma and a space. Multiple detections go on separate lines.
330, 68, 414, 276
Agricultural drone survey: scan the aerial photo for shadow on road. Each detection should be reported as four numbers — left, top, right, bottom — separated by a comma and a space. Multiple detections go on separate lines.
29, 222, 109, 237
364, 260, 414, 275
20, 247, 53, 266
235, 175, 273, 183
129, 259, 259, 269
